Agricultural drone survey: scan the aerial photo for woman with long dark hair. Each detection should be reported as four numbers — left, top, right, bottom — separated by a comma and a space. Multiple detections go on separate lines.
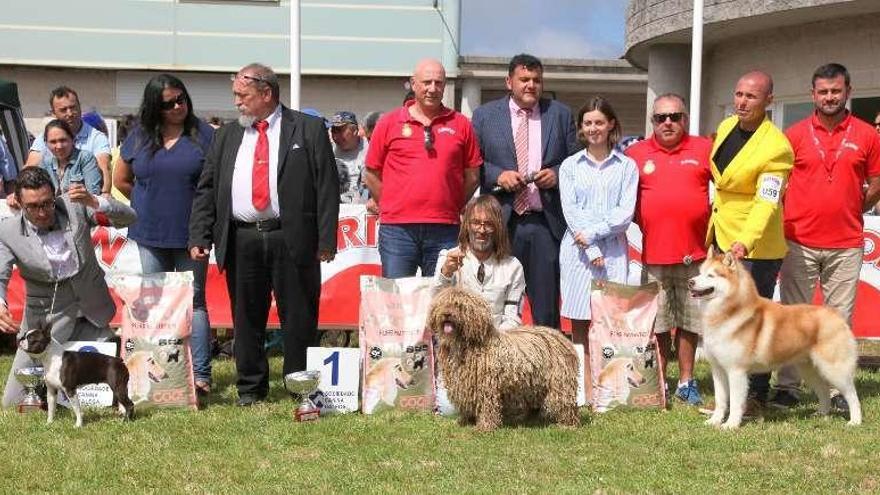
114, 74, 215, 395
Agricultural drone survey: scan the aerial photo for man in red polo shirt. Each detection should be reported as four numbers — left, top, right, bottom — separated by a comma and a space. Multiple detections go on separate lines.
364, 59, 482, 278
772, 63, 880, 410
627, 93, 713, 406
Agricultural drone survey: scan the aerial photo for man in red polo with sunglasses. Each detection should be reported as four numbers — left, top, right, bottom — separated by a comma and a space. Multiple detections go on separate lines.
364, 58, 482, 278
626, 93, 712, 406
771, 63, 880, 411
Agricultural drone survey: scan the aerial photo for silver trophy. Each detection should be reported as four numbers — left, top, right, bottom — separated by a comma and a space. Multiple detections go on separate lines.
14, 366, 45, 414
283, 370, 322, 422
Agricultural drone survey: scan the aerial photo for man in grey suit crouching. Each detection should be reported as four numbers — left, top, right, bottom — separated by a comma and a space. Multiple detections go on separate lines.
0, 167, 137, 407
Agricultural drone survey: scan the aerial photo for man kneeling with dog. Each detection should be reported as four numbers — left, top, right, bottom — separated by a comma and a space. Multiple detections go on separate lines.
0, 167, 137, 418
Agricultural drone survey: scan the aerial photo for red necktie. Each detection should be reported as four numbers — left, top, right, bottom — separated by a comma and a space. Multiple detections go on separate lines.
513, 108, 531, 215
252, 120, 270, 210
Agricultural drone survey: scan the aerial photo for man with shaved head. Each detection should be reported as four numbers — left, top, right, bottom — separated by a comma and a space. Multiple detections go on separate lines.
365, 59, 482, 277
706, 70, 794, 415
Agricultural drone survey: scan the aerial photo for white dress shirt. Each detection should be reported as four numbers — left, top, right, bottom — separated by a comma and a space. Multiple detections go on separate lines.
232, 105, 283, 221
433, 249, 526, 330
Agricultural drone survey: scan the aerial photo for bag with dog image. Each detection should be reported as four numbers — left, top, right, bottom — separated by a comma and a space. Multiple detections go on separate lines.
107, 272, 198, 411
589, 281, 666, 412
359, 275, 435, 415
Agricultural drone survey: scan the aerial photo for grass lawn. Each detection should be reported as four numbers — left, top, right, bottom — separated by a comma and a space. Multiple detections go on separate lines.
1, 352, 880, 494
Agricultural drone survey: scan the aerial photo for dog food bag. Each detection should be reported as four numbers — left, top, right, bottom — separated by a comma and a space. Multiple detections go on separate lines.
589, 281, 666, 412
107, 272, 198, 410
359, 275, 435, 414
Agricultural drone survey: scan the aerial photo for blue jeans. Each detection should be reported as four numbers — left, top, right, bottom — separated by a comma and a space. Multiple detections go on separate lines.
138, 245, 212, 383
378, 223, 459, 278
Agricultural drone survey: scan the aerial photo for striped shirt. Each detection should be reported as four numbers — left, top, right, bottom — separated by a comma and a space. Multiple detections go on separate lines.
558, 148, 638, 319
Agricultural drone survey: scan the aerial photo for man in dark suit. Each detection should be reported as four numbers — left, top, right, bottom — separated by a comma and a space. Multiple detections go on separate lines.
472, 54, 580, 328
189, 63, 339, 406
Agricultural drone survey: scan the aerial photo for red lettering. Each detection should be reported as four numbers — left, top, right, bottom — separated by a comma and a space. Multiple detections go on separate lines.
92, 227, 128, 268
864, 230, 880, 266
151, 389, 185, 404
337, 217, 364, 252
366, 214, 379, 247
398, 395, 430, 410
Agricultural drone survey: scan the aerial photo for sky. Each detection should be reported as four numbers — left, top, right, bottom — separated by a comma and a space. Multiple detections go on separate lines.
460, 0, 629, 60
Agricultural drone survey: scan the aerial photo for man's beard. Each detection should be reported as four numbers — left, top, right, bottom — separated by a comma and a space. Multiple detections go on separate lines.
468, 232, 494, 254
817, 101, 846, 117
238, 113, 257, 128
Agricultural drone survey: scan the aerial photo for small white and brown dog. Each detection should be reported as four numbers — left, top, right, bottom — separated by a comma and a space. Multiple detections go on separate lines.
18, 324, 134, 427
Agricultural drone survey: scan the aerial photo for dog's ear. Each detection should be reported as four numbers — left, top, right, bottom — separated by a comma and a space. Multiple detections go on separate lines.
722, 251, 736, 267
707, 245, 716, 259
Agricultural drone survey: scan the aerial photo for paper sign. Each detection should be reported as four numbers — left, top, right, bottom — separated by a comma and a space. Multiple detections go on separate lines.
575, 344, 587, 407
306, 347, 360, 414
59, 341, 119, 409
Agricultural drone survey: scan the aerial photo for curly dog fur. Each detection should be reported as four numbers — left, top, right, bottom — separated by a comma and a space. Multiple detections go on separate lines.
428, 287, 580, 431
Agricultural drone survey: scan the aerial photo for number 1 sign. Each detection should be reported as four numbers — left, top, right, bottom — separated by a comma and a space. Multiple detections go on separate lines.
306, 347, 360, 414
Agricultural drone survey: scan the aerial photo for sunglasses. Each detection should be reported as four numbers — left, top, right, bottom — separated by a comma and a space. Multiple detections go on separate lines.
423, 125, 434, 151
874, 121, 880, 127
232, 73, 269, 85
652, 112, 685, 124
160, 94, 187, 111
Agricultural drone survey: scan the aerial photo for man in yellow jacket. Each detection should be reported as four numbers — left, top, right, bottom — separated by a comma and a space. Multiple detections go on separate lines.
708, 70, 794, 411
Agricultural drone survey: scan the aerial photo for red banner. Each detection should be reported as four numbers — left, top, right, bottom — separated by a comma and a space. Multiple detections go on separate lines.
5, 206, 880, 338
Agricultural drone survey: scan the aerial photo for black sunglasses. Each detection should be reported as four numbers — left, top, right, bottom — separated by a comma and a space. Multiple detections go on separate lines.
160, 94, 187, 111
423, 125, 434, 151
874, 121, 880, 127
652, 112, 685, 124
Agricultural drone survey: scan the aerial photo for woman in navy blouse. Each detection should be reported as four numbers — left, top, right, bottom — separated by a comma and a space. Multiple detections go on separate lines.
114, 74, 215, 395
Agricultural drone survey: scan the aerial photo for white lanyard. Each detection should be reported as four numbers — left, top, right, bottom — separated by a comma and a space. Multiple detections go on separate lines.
808, 119, 852, 183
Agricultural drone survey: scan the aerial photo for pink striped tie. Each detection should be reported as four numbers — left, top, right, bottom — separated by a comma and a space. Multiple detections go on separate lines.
513, 108, 530, 215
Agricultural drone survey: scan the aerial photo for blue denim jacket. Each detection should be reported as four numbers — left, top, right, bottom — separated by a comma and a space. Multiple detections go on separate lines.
39, 147, 103, 195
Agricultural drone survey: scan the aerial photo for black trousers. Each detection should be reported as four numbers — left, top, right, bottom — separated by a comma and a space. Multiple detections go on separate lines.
225, 226, 321, 398
509, 212, 560, 328
743, 258, 783, 402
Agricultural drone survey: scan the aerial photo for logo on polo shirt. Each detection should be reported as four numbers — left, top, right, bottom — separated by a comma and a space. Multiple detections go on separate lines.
843, 141, 859, 151
437, 127, 456, 135
680, 159, 700, 166
401, 123, 412, 137
643, 160, 655, 174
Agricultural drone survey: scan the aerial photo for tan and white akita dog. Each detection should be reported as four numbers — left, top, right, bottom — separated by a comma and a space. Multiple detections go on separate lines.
689, 248, 862, 429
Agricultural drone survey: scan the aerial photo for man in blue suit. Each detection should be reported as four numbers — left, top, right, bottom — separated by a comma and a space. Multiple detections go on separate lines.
472, 54, 581, 328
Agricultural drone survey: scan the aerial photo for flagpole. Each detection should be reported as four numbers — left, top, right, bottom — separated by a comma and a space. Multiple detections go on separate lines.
289, 0, 301, 110
689, 0, 703, 135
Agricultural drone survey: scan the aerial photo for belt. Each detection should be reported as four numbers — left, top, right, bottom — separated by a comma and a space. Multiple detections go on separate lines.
514, 209, 542, 217
234, 218, 281, 232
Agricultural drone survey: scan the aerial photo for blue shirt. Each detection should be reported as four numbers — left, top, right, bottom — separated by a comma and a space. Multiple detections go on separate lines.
0, 138, 16, 182
121, 121, 214, 248
39, 147, 103, 195
31, 121, 111, 158
560, 148, 638, 263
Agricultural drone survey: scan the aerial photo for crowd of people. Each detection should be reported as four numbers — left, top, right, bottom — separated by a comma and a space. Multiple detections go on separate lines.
0, 55, 878, 414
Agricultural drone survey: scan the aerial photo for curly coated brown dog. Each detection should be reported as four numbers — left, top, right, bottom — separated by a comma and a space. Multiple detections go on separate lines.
428, 287, 580, 431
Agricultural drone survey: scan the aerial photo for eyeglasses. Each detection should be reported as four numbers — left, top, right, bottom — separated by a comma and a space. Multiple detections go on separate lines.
651, 112, 685, 124
23, 200, 55, 214
423, 125, 434, 151
469, 220, 495, 232
160, 94, 187, 111
232, 73, 269, 85
874, 121, 880, 127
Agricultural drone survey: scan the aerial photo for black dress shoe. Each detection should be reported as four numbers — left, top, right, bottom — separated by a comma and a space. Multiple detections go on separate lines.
236, 395, 265, 407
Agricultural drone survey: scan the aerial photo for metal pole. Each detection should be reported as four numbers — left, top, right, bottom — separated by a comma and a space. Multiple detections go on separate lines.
689, 0, 703, 135
289, 0, 301, 110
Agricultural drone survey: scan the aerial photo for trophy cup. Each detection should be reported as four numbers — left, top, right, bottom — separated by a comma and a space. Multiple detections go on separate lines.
283, 370, 321, 422
14, 366, 45, 414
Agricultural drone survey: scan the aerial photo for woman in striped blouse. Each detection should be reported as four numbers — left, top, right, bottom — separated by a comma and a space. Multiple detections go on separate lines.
558, 96, 638, 396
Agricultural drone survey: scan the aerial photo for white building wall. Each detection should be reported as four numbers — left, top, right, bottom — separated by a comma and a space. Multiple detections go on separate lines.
701, 13, 880, 134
